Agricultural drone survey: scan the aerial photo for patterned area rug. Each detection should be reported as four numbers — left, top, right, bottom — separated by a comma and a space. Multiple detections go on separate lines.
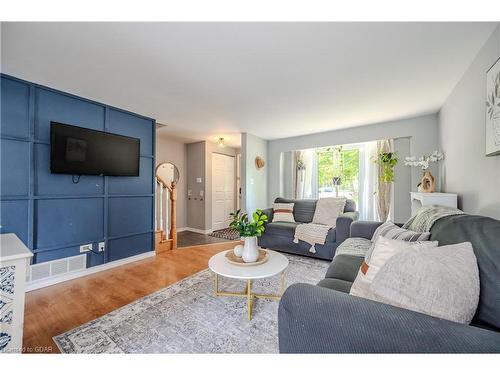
53, 254, 329, 353
209, 228, 240, 240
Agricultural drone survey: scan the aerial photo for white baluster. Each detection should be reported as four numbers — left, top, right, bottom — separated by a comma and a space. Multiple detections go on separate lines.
154, 178, 158, 230
166, 188, 170, 238
159, 184, 163, 232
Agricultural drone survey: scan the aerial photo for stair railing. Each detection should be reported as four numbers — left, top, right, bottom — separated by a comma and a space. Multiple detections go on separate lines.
155, 176, 177, 249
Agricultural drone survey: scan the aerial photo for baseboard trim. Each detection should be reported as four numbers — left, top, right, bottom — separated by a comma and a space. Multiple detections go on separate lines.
26, 251, 156, 291
183, 227, 213, 235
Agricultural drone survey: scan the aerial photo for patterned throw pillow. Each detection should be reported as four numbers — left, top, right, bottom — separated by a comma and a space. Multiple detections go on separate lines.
272, 203, 295, 223
365, 221, 431, 262
350, 236, 438, 299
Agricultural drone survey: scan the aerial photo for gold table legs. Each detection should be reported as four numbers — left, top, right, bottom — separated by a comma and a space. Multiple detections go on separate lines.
213, 273, 286, 320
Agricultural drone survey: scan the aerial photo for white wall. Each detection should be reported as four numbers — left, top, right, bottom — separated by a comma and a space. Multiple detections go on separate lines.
241, 133, 268, 215
439, 25, 500, 220
267, 114, 440, 211
155, 135, 187, 229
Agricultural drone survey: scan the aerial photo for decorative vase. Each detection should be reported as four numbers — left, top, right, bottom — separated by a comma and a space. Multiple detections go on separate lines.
233, 244, 243, 258
418, 171, 436, 193
242, 236, 259, 263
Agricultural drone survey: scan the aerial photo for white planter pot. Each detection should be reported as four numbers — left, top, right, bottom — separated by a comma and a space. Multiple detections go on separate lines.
242, 236, 259, 263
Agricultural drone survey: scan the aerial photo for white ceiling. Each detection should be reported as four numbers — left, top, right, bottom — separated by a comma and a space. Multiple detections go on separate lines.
1, 22, 497, 147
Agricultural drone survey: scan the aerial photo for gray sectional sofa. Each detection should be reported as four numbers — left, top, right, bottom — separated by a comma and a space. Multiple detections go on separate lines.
278, 214, 500, 353
258, 197, 358, 260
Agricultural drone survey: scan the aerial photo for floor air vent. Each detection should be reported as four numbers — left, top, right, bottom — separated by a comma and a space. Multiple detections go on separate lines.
28, 254, 87, 283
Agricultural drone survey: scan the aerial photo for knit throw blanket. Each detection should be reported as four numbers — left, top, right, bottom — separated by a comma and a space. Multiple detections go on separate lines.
403, 204, 464, 233
293, 223, 331, 254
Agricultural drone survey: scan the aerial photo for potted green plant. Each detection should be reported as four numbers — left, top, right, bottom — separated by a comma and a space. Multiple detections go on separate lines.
229, 209, 268, 262
378, 152, 398, 183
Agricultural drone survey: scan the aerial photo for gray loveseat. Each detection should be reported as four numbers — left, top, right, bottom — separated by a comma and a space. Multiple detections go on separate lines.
278, 214, 500, 353
258, 197, 358, 261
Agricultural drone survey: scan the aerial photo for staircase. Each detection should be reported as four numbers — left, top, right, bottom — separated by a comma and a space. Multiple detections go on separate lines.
155, 176, 177, 253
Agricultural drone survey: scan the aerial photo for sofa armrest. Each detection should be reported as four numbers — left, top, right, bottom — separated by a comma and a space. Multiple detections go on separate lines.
336, 212, 359, 244
278, 283, 500, 353
349, 220, 383, 239
261, 208, 274, 224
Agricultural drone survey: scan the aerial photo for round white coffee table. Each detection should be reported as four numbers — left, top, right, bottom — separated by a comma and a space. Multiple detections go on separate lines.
208, 249, 289, 320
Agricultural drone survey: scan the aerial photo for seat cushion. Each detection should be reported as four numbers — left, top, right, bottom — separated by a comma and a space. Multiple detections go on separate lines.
264, 222, 336, 243
317, 278, 352, 293
324, 254, 364, 282
335, 237, 372, 257
264, 222, 298, 238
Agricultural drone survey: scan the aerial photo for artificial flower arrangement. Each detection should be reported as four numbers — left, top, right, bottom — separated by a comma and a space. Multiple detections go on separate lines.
404, 150, 444, 193
404, 150, 444, 170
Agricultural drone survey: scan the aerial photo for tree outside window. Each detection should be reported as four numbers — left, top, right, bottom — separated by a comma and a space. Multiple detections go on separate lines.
317, 146, 360, 205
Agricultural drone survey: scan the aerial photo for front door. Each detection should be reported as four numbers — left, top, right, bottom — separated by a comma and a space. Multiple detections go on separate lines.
212, 153, 235, 231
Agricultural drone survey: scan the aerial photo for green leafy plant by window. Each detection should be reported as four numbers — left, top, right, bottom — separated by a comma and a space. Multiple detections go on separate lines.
378, 152, 398, 183
229, 209, 268, 237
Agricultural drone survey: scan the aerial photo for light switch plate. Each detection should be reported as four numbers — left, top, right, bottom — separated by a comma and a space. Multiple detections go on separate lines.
199, 190, 204, 197
196, 177, 202, 183
79, 243, 93, 253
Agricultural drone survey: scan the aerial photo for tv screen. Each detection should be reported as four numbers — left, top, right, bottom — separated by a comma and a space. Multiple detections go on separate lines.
50, 122, 140, 176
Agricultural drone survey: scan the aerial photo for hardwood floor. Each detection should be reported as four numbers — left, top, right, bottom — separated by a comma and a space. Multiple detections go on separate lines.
22, 241, 240, 354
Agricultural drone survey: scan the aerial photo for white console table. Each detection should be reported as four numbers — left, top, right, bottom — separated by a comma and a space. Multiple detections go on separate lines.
410, 192, 458, 216
0, 233, 33, 353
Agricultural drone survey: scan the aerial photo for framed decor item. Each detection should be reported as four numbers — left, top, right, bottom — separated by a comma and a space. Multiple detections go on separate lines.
486, 57, 500, 156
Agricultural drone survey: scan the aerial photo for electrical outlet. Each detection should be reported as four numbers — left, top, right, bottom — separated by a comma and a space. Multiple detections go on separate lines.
98, 242, 105, 252
79, 243, 93, 253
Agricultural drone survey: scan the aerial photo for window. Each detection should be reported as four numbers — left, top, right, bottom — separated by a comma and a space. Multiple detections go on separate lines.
316, 146, 360, 206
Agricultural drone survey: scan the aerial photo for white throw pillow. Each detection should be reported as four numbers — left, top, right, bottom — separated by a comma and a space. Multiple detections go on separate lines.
312, 198, 346, 227
350, 236, 438, 299
272, 203, 295, 223
370, 242, 480, 324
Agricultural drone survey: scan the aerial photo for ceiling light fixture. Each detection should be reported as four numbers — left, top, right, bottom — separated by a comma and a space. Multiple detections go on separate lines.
217, 137, 225, 148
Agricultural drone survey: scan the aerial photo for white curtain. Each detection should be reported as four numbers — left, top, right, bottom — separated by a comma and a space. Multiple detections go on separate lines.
359, 141, 378, 221
293, 149, 317, 199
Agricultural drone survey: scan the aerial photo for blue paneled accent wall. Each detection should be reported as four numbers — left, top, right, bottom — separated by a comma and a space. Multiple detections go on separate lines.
0, 74, 155, 267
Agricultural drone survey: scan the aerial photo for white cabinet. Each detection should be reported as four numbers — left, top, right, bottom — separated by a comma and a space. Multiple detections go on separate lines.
0, 233, 33, 353
410, 192, 458, 216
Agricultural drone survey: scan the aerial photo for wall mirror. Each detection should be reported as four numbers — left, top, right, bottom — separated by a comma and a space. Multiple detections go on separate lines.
156, 162, 180, 186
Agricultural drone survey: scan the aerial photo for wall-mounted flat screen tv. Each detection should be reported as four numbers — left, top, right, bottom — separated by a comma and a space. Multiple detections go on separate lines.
50, 122, 140, 176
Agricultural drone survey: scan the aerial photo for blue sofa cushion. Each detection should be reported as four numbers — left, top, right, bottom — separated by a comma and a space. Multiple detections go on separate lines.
317, 278, 352, 293
274, 197, 356, 223
324, 254, 363, 282
275, 197, 317, 223
264, 222, 298, 238
265, 221, 336, 243
430, 214, 500, 331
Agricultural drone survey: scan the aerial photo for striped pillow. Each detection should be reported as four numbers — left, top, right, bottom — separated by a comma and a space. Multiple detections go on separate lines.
272, 203, 295, 223
365, 221, 430, 262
